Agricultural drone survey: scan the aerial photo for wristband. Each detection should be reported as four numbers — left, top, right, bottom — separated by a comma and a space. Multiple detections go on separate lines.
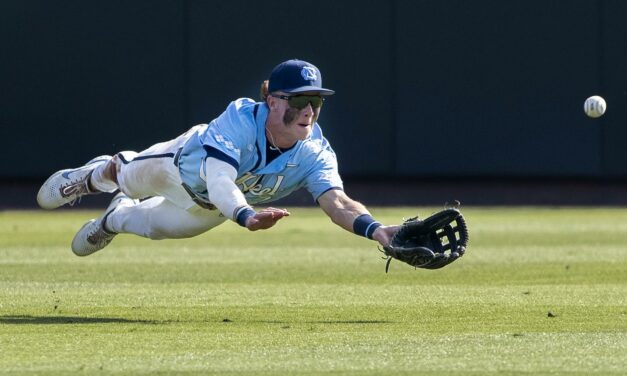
353, 214, 382, 239
235, 206, 256, 227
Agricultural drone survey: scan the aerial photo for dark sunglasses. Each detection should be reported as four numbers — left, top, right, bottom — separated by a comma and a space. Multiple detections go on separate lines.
271, 94, 325, 109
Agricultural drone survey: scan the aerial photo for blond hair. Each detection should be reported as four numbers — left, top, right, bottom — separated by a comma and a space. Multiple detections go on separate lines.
260, 80, 269, 101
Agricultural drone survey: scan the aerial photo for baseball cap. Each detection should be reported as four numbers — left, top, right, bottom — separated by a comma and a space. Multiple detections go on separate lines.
268, 59, 335, 96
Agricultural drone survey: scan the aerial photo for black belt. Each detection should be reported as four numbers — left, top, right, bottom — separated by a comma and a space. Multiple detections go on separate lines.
173, 147, 216, 210
181, 183, 216, 210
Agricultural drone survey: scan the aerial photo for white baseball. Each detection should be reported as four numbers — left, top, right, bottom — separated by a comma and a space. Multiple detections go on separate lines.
583, 95, 606, 118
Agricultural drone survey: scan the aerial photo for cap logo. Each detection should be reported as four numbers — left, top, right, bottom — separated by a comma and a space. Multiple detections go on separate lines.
301, 66, 317, 81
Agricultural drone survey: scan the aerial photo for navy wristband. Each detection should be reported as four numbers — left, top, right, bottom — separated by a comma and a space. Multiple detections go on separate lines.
235, 207, 256, 227
353, 214, 382, 239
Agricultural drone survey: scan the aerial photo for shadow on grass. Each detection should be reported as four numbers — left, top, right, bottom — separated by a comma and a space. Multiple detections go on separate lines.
1, 315, 394, 325
250, 320, 393, 324
0, 315, 157, 325
308, 320, 392, 324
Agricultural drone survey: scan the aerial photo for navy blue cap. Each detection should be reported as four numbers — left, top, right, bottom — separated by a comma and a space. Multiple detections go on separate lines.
268, 59, 335, 96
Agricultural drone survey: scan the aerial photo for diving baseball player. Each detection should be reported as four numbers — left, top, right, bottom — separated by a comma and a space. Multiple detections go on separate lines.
37, 59, 400, 255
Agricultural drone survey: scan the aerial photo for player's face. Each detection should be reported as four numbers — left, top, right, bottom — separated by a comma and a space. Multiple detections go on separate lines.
273, 92, 322, 141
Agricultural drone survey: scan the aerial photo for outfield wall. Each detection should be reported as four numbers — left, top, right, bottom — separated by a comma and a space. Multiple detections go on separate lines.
1, 0, 626, 179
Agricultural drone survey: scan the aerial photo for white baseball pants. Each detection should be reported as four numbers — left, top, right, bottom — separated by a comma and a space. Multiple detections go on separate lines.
100, 126, 227, 240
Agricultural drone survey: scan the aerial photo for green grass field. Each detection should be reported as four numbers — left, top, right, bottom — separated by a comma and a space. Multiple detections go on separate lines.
1, 207, 626, 375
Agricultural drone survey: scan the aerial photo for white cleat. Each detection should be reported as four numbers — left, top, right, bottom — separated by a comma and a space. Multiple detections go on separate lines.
71, 192, 137, 256
37, 155, 112, 209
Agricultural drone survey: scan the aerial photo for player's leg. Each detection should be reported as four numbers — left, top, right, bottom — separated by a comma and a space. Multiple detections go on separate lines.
71, 194, 226, 256
108, 196, 226, 240
37, 125, 204, 210
68, 124, 216, 255
99, 125, 203, 207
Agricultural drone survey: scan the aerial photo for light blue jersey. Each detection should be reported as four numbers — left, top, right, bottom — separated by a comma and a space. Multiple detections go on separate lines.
177, 98, 343, 206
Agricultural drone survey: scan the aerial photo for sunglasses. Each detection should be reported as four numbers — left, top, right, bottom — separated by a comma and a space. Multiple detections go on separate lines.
271, 94, 325, 109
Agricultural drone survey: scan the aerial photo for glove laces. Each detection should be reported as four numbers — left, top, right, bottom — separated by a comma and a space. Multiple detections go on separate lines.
378, 247, 395, 273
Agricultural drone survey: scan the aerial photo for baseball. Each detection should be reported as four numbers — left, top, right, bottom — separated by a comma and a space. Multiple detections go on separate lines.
583, 95, 606, 118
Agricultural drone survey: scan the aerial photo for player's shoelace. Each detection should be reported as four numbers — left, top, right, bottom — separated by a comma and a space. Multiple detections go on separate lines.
86, 223, 116, 248
60, 172, 94, 206
85, 209, 118, 249
61, 181, 89, 206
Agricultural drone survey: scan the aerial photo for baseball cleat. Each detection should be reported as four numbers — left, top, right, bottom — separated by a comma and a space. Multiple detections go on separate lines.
36, 155, 112, 209
71, 192, 137, 256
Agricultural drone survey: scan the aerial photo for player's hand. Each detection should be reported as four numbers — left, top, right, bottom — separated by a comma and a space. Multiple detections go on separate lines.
372, 225, 401, 247
245, 207, 290, 231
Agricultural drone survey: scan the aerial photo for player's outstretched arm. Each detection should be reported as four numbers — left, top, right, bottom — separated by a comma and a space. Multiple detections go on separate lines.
317, 189, 398, 247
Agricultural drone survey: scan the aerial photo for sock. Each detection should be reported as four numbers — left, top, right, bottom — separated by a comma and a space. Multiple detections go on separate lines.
89, 163, 118, 193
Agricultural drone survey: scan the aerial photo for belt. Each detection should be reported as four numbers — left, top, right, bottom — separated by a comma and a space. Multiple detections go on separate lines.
181, 183, 216, 210
173, 147, 216, 210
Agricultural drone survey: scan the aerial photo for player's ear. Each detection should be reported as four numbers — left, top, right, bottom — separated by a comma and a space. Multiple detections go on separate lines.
267, 95, 279, 111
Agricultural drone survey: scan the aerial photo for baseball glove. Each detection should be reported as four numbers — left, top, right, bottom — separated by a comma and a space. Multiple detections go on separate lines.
382, 206, 469, 272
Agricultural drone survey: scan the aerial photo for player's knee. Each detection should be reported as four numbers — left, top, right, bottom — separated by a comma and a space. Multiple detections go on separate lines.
105, 154, 121, 185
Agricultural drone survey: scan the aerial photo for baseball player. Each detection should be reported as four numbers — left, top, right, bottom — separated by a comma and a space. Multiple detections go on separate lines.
37, 59, 400, 256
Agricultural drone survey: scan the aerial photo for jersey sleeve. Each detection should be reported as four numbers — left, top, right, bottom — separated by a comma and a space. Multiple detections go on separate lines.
303, 148, 344, 202
199, 98, 256, 170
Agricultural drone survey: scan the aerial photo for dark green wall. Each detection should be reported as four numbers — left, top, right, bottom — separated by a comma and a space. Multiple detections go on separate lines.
1, 0, 625, 179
